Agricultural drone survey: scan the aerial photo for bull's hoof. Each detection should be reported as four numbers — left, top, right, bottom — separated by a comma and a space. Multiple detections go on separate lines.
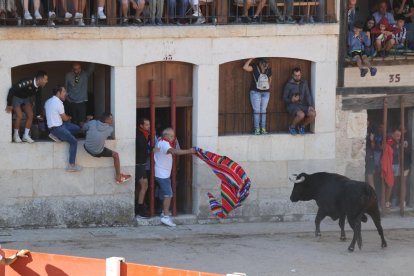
315, 232, 321, 237
340, 235, 346, 241
382, 241, 388, 248
348, 246, 354, 252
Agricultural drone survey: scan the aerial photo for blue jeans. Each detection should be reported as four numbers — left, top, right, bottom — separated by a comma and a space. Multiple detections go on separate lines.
269, 0, 293, 17
167, 0, 189, 18
50, 122, 80, 164
250, 90, 270, 129
155, 177, 173, 199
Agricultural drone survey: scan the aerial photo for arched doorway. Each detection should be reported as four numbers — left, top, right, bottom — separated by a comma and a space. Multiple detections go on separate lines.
136, 61, 193, 215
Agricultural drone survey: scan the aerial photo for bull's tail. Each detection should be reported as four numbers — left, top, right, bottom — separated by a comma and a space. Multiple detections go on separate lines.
360, 184, 376, 223
207, 193, 226, 219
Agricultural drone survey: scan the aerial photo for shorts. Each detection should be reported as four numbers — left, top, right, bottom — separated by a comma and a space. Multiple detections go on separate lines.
12, 96, 32, 107
351, 50, 366, 59
155, 177, 173, 198
393, 164, 400, 177
136, 164, 147, 180
84, 145, 113, 158
287, 104, 310, 116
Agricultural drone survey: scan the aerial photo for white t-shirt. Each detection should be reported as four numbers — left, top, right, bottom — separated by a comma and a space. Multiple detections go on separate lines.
45, 96, 64, 128
154, 140, 172, 179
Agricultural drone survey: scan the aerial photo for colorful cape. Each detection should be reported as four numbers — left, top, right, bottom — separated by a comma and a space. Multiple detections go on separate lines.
194, 147, 251, 219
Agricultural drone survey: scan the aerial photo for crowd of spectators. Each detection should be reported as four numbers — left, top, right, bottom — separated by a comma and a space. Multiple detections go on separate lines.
0, 0, 329, 26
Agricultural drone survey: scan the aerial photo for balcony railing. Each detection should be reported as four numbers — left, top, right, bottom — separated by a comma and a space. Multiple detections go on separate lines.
0, 0, 336, 27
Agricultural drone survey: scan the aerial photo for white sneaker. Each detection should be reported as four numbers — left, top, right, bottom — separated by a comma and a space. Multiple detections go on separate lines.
66, 164, 82, 172
160, 215, 176, 227
64, 12, 72, 20
48, 133, 61, 142
74, 12, 83, 19
192, 8, 202, 17
77, 18, 85, 26
13, 135, 22, 143
48, 11, 56, 19
97, 10, 106, 19
22, 134, 34, 143
24, 11, 33, 20
34, 10, 42, 20
194, 16, 205, 25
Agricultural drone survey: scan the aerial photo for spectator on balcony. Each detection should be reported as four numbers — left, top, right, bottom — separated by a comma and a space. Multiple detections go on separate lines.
190, 0, 206, 24
5, 70, 48, 143
269, 0, 295, 24
22, 0, 42, 20
0, 0, 18, 20
373, 0, 395, 25
364, 15, 377, 56
348, 21, 377, 77
235, 0, 267, 23
73, 0, 87, 26
41, 0, 73, 26
393, 0, 414, 48
121, 0, 145, 25
283, 67, 316, 136
393, 14, 407, 49
166, 0, 189, 24
45, 86, 82, 172
243, 57, 272, 135
371, 17, 400, 56
348, 0, 358, 31
149, 0, 164, 25
64, 62, 95, 127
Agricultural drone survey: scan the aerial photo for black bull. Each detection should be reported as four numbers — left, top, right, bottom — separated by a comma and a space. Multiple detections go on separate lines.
289, 172, 387, 251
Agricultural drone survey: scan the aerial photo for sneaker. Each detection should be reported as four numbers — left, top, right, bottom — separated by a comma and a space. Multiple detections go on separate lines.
74, 12, 83, 19
66, 164, 82, 172
194, 16, 205, 25
161, 215, 176, 227
288, 126, 298, 136
298, 125, 305, 135
275, 16, 283, 23
251, 16, 259, 23
260, 128, 268, 135
48, 133, 62, 142
308, 16, 315, 24
77, 18, 85, 26
13, 135, 22, 143
254, 128, 261, 135
155, 18, 163, 25
49, 20, 55, 26
24, 11, 33, 20
64, 12, 73, 20
34, 10, 42, 20
136, 206, 150, 219
133, 18, 142, 25
360, 68, 368, 77
285, 16, 295, 24
97, 10, 106, 20
241, 16, 251, 23
192, 8, 201, 17
22, 134, 34, 143
370, 67, 377, 76
48, 11, 56, 19
121, 17, 129, 25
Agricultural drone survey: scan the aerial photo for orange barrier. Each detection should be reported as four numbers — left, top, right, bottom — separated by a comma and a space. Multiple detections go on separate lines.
1, 249, 224, 276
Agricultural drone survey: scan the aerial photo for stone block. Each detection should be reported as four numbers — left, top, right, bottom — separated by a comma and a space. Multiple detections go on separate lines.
217, 136, 249, 161
0, 170, 33, 198
239, 161, 287, 188
304, 132, 335, 159
0, 142, 54, 170
33, 168, 95, 196
247, 135, 273, 161
94, 167, 135, 195
270, 135, 305, 161
287, 159, 337, 178
347, 112, 367, 138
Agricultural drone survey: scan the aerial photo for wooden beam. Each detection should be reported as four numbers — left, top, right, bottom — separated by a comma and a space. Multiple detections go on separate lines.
337, 86, 414, 95
342, 94, 414, 110
137, 96, 193, 108
337, 0, 347, 87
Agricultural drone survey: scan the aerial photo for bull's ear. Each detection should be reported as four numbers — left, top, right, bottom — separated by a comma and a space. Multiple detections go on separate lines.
293, 176, 305, 184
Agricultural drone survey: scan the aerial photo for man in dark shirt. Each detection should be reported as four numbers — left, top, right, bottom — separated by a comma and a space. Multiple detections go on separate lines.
136, 117, 151, 218
5, 71, 48, 143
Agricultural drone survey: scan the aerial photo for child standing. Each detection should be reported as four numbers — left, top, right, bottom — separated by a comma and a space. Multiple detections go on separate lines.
393, 14, 407, 49
348, 21, 377, 77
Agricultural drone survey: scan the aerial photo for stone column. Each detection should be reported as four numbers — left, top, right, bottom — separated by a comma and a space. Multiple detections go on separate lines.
0, 67, 12, 143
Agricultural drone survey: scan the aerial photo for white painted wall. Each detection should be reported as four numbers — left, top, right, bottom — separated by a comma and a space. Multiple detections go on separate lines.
0, 24, 339, 226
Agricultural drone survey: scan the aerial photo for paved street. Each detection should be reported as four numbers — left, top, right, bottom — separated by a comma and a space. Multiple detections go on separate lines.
1, 214, 414, 276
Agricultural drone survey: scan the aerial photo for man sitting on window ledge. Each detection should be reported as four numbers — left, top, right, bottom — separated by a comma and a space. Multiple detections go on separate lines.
283, 67, 316, 136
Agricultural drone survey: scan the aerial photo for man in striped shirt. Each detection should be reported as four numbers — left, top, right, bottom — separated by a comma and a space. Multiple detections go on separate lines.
393, 14, 407, 49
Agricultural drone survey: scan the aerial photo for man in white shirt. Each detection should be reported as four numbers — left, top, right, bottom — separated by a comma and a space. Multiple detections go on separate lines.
154, 127, 195, 227
44, 86, 81, 172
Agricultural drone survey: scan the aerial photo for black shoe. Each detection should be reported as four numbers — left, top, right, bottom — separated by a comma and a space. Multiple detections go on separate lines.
155, 18, 163, 25
136, 205, 150, 219
241, 16, 251, 24
251, 16, 259, 23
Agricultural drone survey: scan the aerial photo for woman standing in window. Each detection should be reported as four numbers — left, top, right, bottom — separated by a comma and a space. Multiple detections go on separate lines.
243, 58, 272, 135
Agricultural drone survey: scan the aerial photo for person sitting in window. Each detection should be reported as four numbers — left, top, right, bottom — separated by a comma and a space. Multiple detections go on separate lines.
283, 67, 316, 136
22, 0, 41, 20
190, 0, 206, 25
41, 0, 73, 26
166, 0, 189, 24
373, 0, 395, 25
149, 0, 164, 25
72, 0, 87, 26
120, 0, 145, 25
371, 17, 400, 57
0, 249, 30, 265
393, 14, 407, 49
234, 0, 267, 23
269, 0, 295, 24
348, 0, 358, 31
243, 57, 272, 135
0, 0, 18, 21
348, 21, 377, 77
393, 0, 414, 49
363, 16, 377, 57
5, 70, 49, 143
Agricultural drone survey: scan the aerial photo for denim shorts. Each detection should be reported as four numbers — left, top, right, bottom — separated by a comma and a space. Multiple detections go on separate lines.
393, 164, 400, 177
155, 177, 173, 198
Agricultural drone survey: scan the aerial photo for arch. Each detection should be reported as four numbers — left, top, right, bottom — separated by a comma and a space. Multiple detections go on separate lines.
219, 57, 312, 135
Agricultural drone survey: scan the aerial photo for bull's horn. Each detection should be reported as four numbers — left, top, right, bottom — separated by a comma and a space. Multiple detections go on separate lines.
288, 174, 299, 182
293, 176, 305, 183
